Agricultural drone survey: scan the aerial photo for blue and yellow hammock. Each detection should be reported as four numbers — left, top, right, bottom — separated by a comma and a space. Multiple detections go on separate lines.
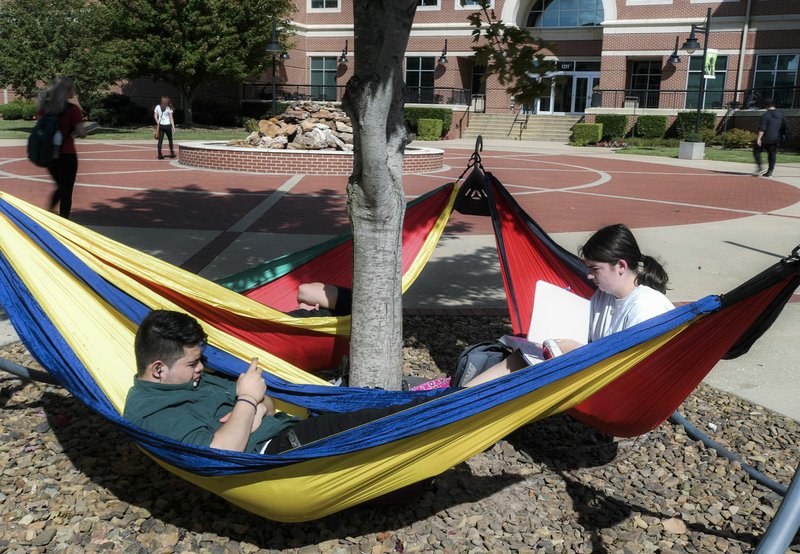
1, 183, 798, 522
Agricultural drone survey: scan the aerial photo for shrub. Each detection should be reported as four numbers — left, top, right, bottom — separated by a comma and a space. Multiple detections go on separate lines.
193, 98, 237, 126
191, 111, 214, 125
258, 101, 292, 119
0, 102, 22, 120
405, 106, 452, 136
682, 132, 703, 143
701, 127, 719, 145
786, 134, 800, 151
0, 99, 36, 120
720, 128, 756, 149
634, 115, 667, 139
84, 93, 148, 126
594, 114, 628, 140
417, 118, 443, 141
675, 111, 716, 139
243, 118, 260, 134
572, 123, 602, 146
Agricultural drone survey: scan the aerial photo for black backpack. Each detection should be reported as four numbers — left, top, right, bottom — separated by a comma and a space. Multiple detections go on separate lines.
452, 340, 512, 387
27, 112, 61, 167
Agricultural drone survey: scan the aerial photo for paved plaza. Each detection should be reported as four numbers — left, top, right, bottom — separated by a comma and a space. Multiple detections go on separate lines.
1, 137, 798, 419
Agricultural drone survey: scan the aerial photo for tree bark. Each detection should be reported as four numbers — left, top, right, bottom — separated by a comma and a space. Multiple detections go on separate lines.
180, 88, 194, 125
342, 0, 417, 390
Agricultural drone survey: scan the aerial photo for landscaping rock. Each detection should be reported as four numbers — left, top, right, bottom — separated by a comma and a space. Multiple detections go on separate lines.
1, 315, 798, 553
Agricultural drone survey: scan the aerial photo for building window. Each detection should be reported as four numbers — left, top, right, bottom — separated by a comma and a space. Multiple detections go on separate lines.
686, 55, 728, 109
628, 60, 661, 108
527, 0, 604, 28
310, 57, 338, 101
418, 0, 439, 7
456, 0, 492, 9
405, 57, 436, 103
752, 54, 798, 108
310, 0, 338, 9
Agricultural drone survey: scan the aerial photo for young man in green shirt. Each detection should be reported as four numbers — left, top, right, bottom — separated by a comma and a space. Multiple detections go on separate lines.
124, 310, 423, 454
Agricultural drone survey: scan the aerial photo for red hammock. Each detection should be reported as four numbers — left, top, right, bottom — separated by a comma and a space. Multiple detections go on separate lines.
476, 168, 800, 437
115, 182, 457, 372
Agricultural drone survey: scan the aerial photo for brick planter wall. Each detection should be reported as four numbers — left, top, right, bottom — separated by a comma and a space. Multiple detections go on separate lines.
178, 142, 445, 175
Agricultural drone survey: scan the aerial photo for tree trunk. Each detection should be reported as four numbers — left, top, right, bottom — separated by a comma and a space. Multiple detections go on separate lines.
180, 88, 194, 125
342, 0, 417, 390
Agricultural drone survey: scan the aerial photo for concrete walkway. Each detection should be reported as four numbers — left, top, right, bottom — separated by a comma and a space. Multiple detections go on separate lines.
1, 137, 798, 421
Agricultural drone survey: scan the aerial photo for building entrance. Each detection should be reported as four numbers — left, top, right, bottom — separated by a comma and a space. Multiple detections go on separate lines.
528, 61, 601, 114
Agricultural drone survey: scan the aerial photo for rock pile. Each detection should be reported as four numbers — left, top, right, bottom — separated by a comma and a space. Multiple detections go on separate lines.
228, 101, 354, 151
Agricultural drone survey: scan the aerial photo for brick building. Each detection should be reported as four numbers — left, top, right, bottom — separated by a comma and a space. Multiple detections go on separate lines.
256, 0, 799, 120
4, 0, 798, 124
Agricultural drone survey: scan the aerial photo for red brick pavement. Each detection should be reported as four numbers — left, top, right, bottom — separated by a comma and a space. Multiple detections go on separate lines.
1, 142, 798, 238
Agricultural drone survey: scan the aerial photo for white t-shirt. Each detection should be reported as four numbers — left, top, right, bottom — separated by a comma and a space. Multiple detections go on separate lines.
588, 285, 674, 342
154, 105, 172, 125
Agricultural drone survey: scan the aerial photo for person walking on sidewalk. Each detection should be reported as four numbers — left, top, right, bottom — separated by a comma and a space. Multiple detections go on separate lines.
37, 77, 87, 219
753, 99, 790, 177
154, 96, 176, 160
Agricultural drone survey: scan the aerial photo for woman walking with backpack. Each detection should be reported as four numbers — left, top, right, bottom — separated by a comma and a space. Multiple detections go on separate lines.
37, 77, 86, 219
154, 96, 176, 159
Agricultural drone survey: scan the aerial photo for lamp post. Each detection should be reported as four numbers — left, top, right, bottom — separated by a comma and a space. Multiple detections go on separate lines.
668, 36, 681, 65
681, 7, 712, 136
438, 39, 448, 66
265, 17, 282, 117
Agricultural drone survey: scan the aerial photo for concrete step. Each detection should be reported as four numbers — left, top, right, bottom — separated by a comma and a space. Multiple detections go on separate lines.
465, 113, 582, 142
462, 131, 572, 142
465, 114, 581, 142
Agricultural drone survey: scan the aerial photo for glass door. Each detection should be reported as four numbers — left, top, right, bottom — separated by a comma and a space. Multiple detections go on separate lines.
573, 74, 600, 113
552, 75, 574, 113
533, 82, 554, 114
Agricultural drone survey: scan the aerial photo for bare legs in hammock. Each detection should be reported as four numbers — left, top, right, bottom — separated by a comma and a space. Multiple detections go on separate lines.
288, 283, 352, 317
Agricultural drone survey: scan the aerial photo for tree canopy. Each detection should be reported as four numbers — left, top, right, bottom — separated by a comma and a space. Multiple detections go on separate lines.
468, 0, 558, 106
107, 0, 295, 123
0, 0, 135, 99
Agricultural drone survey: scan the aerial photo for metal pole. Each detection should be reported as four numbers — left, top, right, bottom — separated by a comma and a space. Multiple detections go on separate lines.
271, 54, 277, 118
695, 7, 712, 135
754, 462, 800, 554
0, 355, 60, 385
670, 412, 787, 496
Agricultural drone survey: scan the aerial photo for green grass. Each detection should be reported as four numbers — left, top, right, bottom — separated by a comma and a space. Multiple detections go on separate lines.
0, 119, 245, 141
618, 144, 800, 164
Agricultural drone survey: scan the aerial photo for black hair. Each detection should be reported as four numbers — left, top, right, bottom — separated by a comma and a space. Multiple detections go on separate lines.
765, 99, 776, 109
134, 310, 207, 376
579, 223, 669, 294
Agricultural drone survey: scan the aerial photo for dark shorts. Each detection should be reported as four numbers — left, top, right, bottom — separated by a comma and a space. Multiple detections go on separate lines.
263, 397, 428, 454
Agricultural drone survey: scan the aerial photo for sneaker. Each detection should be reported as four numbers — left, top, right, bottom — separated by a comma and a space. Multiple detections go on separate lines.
169, 152, 176, 158
763, 171, 773, 177
157, 154, 164, 160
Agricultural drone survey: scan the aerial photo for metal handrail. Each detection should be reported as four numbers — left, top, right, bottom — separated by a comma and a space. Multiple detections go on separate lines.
507, 108, 529, 139
591, 86, 800, 111
453, 103, 471, 139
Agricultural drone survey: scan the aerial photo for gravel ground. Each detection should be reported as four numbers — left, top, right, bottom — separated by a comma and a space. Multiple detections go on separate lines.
1, 315, 798, 554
